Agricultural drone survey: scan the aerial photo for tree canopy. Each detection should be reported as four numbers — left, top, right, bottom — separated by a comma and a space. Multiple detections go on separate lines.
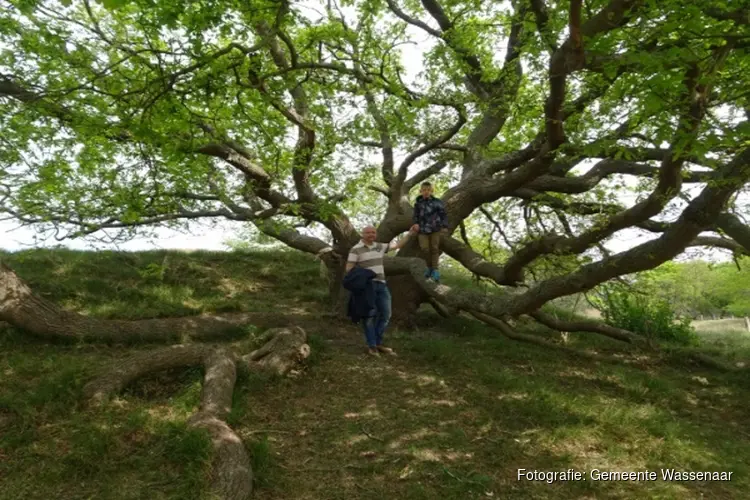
2, 0, 750, 330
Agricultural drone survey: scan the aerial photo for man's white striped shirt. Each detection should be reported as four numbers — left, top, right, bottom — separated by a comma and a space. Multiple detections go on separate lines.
347, 241, 395, 282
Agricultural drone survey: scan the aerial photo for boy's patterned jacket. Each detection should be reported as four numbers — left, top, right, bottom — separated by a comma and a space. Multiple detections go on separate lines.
412, 195, 449, 234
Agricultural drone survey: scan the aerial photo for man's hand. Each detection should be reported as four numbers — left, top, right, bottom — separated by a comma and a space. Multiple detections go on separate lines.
410, 224, 419, 233
391, 231, 415, 250
440, 227, 449, 234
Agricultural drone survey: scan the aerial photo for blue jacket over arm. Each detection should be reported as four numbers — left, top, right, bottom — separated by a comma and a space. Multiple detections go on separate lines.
342, 267, 377, 323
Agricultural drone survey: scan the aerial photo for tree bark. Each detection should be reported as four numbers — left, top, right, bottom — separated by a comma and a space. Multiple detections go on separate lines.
84, 345, 254, 500
82, 327, 310, 499
240, 326, 310, 376
188, 348, 253, 500
323, 257, 349, 317
83, 345, 210, 404
388, 238, 430, 324
387, 274, 429, 326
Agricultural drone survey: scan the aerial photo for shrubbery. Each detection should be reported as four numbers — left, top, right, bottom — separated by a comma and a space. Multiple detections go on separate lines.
596, 286, 699, 346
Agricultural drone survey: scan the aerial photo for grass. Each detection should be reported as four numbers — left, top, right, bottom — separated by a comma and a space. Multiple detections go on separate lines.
691, 319, 750, 364
1, 248, 750, 499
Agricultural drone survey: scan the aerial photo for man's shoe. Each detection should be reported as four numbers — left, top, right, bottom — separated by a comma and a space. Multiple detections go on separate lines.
376, 345, 396, 355
431, 269, 440, 282
367, 347, 380, 356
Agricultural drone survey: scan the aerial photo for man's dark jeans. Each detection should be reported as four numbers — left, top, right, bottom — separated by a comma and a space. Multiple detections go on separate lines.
362, 281, 392, 347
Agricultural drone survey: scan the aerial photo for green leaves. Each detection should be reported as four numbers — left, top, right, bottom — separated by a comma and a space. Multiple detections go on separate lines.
98, 0, 131, 10
0, 0, 747, 277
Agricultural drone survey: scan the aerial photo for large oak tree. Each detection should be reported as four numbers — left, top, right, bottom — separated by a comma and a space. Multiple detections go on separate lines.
2, 3, 750, 495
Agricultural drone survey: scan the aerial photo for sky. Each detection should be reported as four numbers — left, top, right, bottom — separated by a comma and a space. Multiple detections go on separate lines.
0, 218, 241, 252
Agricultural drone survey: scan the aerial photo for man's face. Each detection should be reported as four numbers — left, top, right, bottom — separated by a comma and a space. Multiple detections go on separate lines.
362, 226, 377, 244
420, 185, 433, 198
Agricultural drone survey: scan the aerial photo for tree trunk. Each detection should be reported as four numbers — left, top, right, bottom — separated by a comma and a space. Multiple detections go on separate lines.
387, 274, 428, 326
323, 257, 349, 317
388, 237, 430, 324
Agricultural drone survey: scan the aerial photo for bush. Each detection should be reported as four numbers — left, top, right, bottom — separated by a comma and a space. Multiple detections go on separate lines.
598, 288, 699, 346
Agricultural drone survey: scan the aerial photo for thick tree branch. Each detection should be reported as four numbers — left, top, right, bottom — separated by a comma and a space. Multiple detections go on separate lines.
404, 161, 449, 190
384, 0, 441, 38
364, 92, 395, 186
463, 1, 527, 163
498, 52, 721, 282
716, 213, 750, 253
688, 236, 749, 255
525, 160, 716, 194
530, 0, 557, 52
395, 106, 466, 184
196, 143, 290, 208
530, 310, 641, 344
546, 0, 642, 147
254, 21, 318, 203
506, 145, 750, 315
253, 220, 341, 256
455, 1, 639, 207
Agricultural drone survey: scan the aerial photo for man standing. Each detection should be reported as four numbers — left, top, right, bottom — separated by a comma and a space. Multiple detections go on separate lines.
411, 181, 449, 282
346, 225, 416, 356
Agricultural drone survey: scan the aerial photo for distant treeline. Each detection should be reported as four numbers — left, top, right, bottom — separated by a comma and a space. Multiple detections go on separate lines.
544, 257, 750, 320
630, 258, 750, 319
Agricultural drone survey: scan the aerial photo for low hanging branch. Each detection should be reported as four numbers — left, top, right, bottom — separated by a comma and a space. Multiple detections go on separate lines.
469, 310, 600, 360
529, 310, 644, 345
384, 245, 745, 371
0, 263, 301, 343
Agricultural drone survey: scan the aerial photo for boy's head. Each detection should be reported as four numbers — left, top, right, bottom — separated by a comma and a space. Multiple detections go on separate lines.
419, 182, 434, 198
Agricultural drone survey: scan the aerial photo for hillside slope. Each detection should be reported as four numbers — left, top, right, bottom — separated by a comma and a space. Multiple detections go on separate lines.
1, 249, 749, 499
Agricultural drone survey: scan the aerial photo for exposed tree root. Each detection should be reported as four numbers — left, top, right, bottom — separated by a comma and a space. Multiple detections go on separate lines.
82, 327, 310, 499
83, 344, 210, 404
240, 326, 311, 376
0, 261, 311, 344
188, 348, 252, 500
84, 344, 253, 499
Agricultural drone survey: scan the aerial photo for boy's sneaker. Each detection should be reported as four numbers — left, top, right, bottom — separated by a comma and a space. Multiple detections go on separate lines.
431, 269, 440, 282
424, 267, 433, 279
